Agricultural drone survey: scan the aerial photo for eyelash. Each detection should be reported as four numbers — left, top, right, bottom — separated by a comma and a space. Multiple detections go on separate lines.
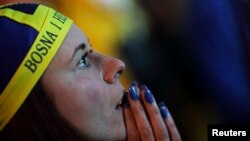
77, 53, 91, 69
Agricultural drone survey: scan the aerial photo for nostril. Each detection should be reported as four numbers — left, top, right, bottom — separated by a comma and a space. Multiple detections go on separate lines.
103, 57, 125, 83
114, 69, 123, 79
118, 69, 123, 76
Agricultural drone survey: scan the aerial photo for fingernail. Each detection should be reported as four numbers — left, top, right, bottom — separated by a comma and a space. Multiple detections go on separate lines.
159, 102, 165, 108
129, 86, 139, 100
122, 92, 130, 108
131, 81, 138, 87
142, 85, 154, 104
140, 84, 147, 90
159, 102, 169, 118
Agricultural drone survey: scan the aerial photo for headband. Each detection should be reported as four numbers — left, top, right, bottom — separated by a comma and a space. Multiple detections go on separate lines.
0, 3, 73, 131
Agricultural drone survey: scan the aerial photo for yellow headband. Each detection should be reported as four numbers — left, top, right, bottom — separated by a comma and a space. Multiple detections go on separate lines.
0, 4, 73, 131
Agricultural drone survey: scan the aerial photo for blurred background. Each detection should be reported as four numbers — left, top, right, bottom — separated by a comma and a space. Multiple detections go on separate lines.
1, 0, 250, 140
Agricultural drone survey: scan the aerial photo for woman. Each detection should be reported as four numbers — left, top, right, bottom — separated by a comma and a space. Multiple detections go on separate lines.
0, 3, 181, 141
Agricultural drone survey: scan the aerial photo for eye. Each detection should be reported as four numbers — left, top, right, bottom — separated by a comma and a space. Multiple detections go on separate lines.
77, 53, 90, 69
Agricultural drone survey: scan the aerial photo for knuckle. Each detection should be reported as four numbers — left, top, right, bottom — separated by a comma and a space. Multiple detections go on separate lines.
151, 107, 160, 115
155, 126, 169, 140
168, 121, 176, 129
141, 127, 153, 139
132, 105, 144, 114
157, 132, 169, 141
176, 135, 182, 141
128, 132, 139, 140
172, 134, 182, 141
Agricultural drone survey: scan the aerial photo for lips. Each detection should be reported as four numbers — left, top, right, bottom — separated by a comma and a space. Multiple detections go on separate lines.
115, 91, 128, 110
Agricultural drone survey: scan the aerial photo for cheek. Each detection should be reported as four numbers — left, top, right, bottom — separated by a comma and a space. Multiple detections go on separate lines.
72, 77, 106, 104
52, 76, 107, 118
54, 76, 112, 133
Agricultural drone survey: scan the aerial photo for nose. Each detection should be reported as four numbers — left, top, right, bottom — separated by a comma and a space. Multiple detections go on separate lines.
102, 55, 125, 84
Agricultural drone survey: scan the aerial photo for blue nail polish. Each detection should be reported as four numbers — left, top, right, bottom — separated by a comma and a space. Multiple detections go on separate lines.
144, 88, 154, 104
159, 102, 169, 118
159, 102, 165, 108
131, 81, 138, 87
129, 86, 139, 100
140, 84, 147, 91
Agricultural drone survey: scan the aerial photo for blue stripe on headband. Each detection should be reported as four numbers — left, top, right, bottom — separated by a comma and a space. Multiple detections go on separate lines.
0, 17, 38, 94
0, 3, 38, 15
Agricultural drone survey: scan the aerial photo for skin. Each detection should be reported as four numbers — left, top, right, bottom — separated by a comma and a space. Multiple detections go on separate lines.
41, 24, 181, 141
41, 24, 126, 141
124, 85, 182, 141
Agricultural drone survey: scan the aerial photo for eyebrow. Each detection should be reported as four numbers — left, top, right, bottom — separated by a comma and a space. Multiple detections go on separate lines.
71, 43, 86, 62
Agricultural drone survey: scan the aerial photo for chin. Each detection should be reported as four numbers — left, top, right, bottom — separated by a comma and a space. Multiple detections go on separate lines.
113, 125, 127, 141
105, 124, 126, 141
79, 125, 126, 141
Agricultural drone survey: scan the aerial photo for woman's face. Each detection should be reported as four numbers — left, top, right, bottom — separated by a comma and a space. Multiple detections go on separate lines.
41, 24, 126, 141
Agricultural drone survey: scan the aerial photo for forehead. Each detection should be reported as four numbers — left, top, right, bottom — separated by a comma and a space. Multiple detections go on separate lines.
61, 24, 89, 53
51, 24, 90, 67
62, 24, 89, 49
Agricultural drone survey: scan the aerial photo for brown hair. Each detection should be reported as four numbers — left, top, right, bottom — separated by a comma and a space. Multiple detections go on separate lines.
0, 82, 83, 141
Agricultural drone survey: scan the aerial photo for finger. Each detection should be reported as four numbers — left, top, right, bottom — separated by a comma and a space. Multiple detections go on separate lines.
159, 102, 182, 141
140, 85, 169, 141
128, 83, 155, 141
123, 96, 141, 141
